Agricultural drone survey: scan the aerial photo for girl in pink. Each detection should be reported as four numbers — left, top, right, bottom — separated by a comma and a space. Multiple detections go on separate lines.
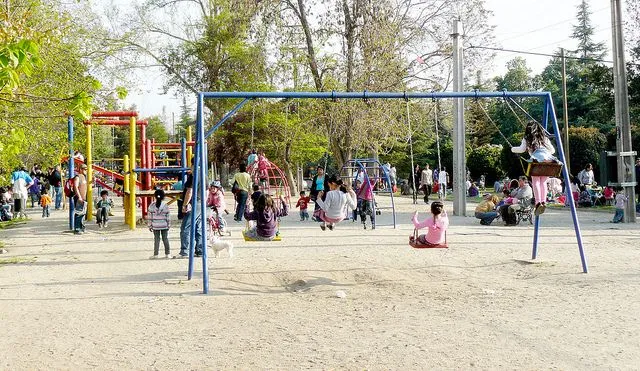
412, 201, 448, 246
511, 121, 559, 216
257, 151, 269, 185
356, 178, 375, 229
207, 181, 228, 233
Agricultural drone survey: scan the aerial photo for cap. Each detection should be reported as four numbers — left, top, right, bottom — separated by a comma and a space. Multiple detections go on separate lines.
210, 180, 222, 188
80, 164, 88, 170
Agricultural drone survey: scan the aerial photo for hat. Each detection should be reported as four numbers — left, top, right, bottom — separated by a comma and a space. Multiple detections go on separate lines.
80, 164, 88, 170
210, 180, 222, 188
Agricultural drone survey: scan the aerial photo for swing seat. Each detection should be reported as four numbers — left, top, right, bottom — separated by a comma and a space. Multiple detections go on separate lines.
409, 230, 448, 249
242, 230, 282, 242
522, 160, 563, 177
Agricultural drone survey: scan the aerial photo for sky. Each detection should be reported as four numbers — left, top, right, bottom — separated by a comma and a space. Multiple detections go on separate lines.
119, 0, 616, 121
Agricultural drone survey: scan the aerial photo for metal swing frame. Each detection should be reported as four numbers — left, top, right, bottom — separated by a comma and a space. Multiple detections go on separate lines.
188, 90, 588, 294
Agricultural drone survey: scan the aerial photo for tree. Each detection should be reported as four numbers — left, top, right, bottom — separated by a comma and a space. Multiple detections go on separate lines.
491, 58, 536, 140
571, 0, 607, 60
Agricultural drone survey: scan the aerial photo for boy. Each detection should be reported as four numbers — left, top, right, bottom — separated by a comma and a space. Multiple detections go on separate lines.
296, 190, 311, 221
612, 186, 628, 223
95, 190, 114, 228
40, 188, 52, 218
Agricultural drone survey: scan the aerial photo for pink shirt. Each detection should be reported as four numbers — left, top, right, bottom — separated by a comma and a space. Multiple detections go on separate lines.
207, 189, 226, 211
412, 212, 449, 245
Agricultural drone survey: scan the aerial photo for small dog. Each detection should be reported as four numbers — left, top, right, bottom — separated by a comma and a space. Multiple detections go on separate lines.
211, 237, 234, 258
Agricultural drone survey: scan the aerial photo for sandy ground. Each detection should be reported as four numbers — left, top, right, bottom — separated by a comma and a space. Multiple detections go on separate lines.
1, 193, 639, 370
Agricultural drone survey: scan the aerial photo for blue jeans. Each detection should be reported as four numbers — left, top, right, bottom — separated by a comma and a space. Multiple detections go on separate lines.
475, 211, 498, 225
54, 186, 62, 209
234, 190, 248, 221
180, 210, 203, 256
613, 208, 624, 223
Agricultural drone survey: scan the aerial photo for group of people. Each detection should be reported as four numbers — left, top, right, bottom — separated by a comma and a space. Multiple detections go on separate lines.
1, 165, 64, 221
409, 164, 449, 203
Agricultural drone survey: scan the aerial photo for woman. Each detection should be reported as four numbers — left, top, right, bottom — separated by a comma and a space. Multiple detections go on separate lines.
233, 163, 253, 222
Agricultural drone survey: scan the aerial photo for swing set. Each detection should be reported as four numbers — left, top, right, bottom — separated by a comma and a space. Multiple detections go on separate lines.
187, 90, 587, 294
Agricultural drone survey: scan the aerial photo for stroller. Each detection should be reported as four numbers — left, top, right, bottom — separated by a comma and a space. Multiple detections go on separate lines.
0, 201, 12, 221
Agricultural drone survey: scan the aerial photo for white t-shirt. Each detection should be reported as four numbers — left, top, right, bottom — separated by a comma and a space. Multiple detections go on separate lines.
316, 190, 357, 219
12, 178, 28, 199
438, 171, 448, 185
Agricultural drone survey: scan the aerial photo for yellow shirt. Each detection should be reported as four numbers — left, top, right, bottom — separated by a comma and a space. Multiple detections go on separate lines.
234, 172, 252, 192
475, 200, 495, 213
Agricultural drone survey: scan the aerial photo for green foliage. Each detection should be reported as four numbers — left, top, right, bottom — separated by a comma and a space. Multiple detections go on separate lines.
568, 126, 606, 174
467, 144, 505, 184
571, 0, 607, 60
0, 39, 41, 93
146, 116, 170, 144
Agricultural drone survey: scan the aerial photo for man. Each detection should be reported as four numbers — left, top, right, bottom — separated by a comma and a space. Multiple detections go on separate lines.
309, 166, 329, 222
577, 163, 595, 187
11, 166, 33, 219
499, 176, 533, 226
49, 165, 63, 210
177, 167, 203, 258
420, 164, 433, 204
438, 167, 448, 199
72, 164, 88, 233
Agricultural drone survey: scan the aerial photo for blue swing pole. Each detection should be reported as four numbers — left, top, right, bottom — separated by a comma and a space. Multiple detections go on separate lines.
197, 93, 210, 294
187, 118, 201, 281
68, 116, 75, 231
546, 94, 588, 273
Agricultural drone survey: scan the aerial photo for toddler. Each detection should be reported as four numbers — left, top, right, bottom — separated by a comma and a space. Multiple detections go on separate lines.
95, 190, 113, 228
148, 189, 171, 258
612, 186, 628, 223
295, 190, 310, 221
40, 188, 52, 218
207, 180, 228, 233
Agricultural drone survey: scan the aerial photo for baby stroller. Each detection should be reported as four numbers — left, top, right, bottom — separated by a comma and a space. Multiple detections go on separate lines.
0, 201, 12, 221
207, 206, 230, 242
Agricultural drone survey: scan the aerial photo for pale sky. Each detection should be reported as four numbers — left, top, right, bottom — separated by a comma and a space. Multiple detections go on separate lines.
120, 0, 616, 119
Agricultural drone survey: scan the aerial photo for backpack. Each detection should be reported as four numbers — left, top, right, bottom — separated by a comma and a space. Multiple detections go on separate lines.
64, 178, 75, 198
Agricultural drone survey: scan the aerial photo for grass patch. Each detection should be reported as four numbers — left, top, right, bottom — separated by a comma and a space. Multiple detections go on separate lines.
0, 257, 33, 265
0, 218, 29, 230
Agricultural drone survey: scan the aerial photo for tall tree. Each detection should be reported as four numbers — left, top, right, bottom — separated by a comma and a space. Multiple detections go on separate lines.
572, 0, 607, 60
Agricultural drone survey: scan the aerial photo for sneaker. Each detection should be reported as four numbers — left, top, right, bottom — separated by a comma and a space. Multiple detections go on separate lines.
104, 222, 108, 228
535, 203, 546, 216
320, 223, 326, 231
363, 223, 367, 230
165, 254, 171, 259
327, 224, 334, 231
97, 223, 102, 228
173, 254, 188, 259
195, 253, 202, 258
149, 255, 159, 259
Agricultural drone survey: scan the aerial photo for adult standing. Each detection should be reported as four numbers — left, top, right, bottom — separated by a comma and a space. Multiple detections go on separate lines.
388, 165, 397, 188
233, 163, 252, 222
420, 164, 433, 204
577, 163, 595, 187
635, 158, 640, 204
49, 165, 63, 209
309, 166, 329, 221
72, 164, 88, 234
177, 167, 203, 258
438, 167, 449, 199
11, 166, 33, 219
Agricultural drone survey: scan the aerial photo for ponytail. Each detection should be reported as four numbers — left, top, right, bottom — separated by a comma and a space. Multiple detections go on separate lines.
154, 189, 165, 208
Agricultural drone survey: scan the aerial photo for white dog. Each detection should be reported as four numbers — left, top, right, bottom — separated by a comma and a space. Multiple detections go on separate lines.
211, 237, 234, 258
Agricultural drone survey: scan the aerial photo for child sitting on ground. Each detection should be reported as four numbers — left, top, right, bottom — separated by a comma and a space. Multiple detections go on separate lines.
295, 190, 310, 221
148, 189, 171, 258
40, 188, 52, 218
95, 190, 113, 228
412, 200, 449, 246
244, 194, 288, 240
207, 180, 228, 234
612, 186, 628, 223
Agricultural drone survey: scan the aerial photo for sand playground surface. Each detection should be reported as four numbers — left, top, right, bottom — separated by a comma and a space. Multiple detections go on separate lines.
1, 194, 639, 370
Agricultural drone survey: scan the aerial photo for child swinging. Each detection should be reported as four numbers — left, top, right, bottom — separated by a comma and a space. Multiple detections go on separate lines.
511, 121, 560, 216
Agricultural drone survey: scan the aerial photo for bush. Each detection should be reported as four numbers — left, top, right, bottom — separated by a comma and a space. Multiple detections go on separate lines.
467, 144, 505, 184
568, 127, 606, 176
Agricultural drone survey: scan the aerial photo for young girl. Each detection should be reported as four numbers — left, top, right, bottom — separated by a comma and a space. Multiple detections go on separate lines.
511, 121, 559, 216
356, 178, 375, 229
612, 186, 628, 223
316, 175, 357, 231
148, 189, 171, 259
244, 194, 288, 240
412, 201, 449, 246
207, 181, 228, 234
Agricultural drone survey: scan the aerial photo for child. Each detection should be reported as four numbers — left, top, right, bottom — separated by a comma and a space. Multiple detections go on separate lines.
207, 181, 228, 233
412, 200, 449, 246
295, 190, 310, 221
612, 186, 628, 223
148, 189, 171, 258
244, 194, 288, 240
603, 186, 615, 206
511, 121, 559, 216
316, 175, 357, 231
357, 178, 375, 229
257, 151, 269, 186
95, 190, 114, 228
40, 188, 52, 218
250, 184, 262, 209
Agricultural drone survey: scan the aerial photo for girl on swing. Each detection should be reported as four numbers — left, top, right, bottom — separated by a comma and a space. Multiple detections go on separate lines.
412, 200, 448, 247
244, 193, 288, 240
316, 175, 357, 231
511, 120, 559, 216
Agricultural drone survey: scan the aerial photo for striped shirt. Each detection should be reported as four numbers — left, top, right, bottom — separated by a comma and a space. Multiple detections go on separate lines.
149, 202, 170, 230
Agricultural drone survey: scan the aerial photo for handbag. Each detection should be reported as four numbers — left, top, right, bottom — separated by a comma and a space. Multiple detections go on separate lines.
231, 180, 240, 194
